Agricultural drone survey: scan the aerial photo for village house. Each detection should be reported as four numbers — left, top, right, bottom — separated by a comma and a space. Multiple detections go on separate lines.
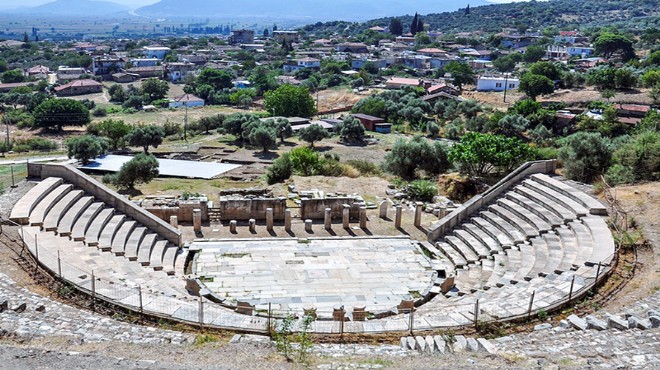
92, 56, 127, 77
56, 66, 88, 82
554, 31, 589, 45
169, 94, 205, 108
142, 46, 171, 59
229, 29, 255, 45
125, 66, 164, 79
54, 79, 103, 96
398, 54, 431, 69
335, 42, 369, 53
476, 76, 520, 92
130, 58, 160, 67
384, 77, 422, 89
282, 57, 320, 73
351, 113, 390, 133
166, 62, 196, 82
24, 65, 51, 79
395, 35, 416, 45
111, 72, 140, 83
500, 35, 537, 49
273, 31, 299, 44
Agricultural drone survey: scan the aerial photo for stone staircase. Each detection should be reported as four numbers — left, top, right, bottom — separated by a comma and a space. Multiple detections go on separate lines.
399, 334, 496, 355
10, 177, 187, 277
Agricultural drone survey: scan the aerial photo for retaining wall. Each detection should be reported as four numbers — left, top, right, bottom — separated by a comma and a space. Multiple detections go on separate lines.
300, 198, 361, 220
27, 163, 182, 246
218, 197, 287, 221
427, 160, 557, 242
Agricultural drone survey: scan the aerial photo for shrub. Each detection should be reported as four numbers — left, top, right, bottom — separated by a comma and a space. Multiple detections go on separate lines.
107, 153, 159, 189
92, 107, 107, 117
265, 152, 293, 185
407, 180, 437, 202
67, 135, 108, 165
289, 147, 321, 176
346, 159, 381, 176
557, 132, 613, 183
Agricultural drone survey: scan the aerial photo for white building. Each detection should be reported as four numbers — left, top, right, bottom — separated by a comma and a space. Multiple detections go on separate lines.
476, 76, 520, 92
169, 94, 205, 109
142, 46, 171, 59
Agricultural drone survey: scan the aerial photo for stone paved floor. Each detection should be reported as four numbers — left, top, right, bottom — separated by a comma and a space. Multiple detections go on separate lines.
193, 238, 435, 316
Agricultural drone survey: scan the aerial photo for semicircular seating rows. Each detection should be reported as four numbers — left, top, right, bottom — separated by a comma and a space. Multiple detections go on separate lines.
9, 171, 616, 333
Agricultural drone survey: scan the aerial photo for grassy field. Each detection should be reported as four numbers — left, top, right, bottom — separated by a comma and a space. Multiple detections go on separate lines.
0, 164, 27, 192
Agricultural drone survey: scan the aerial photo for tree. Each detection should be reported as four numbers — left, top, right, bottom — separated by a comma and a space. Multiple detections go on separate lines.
108, 84, 126, 103
389, 18, 403, 36
339, 116, 365, 144
263, 28, 269, 38
248, 125, 276, 153
298, 123, 329, 148
264, 84, 316, 118
93, 119, 132, 150
196, 68, 234, 90
448, 132, 534, 177
107, 153, 159, 190
523, 45, 546, 63
594, 32, 635, 61
33, 99, 91, 131
141, 78, 169, 103
493, 54, 518, 73
614, 68, 637, 90
383, 136, 451, 180
1, 70, 25, 83
528, 61, 562, 81
558, 132, 613, 183
289, 147, 320, 176
586, 66, 617, 90
496, 114, 530, 137
410, 13, 419, 35
125, 125, 165, 153
443, 61, 475, 90
67, 135, 108, 165
274, 118, 293, 143
519, 73, 554, 100
606, 131, 659, 185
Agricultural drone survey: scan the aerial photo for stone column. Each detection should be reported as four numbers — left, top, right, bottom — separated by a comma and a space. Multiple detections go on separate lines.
379, 200, 388, 219
266, 208, 274, 231
284, 209, 292, 232
192, 209, 202, 231
395, 205, 402, 229
229, 220, 237, 233
324, 208, 332, 230
249, 219, 256, 233
438, 207, 447, 219
305, 219, 313, 233
414, 202, 423, 227
359, 206, 367, 229
169, 215, 178, 228
342, 204, 350, 229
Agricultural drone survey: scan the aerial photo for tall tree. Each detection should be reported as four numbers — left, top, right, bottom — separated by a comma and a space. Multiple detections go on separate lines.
519, 73, 555, 100
389, 18, 403, 36
443, 61, 475, 90
410, 13, 419, 35
125, 125, 165, 154
264, 84, 316, 117
594, 32, 635, 61
298, 124, 329, 148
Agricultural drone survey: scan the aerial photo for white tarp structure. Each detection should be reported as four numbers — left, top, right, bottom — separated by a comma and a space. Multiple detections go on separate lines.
81, 155, 240, 179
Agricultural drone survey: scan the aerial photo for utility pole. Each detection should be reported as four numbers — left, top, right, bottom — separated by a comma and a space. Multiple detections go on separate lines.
503, 73, 509, 103
4, 113, 9, 150
183, 99, 188, 142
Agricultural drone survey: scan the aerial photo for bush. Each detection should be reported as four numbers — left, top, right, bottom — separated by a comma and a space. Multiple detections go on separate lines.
289, 147, 321, 176
92, 107, 107, 117
346, 159, 382, 176
266, 152, 292, 184
67, 135, 108, 165
384, 136, 451, 180
107, 153, 159, 189
557, 132, 613, 183
407, 180, 437, 202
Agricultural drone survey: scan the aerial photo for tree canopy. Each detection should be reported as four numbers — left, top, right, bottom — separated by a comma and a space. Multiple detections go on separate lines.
443, 61, 475, 90
519, 73, 555, 101
33, 98, 91, 131
125, 125, 165, 154
383, 136, 451, 180
298, 123, 329, 148
594, 32, 635, 61
66, 135, 108, 165
106, 153, 160, 190
264, 84, 316, 118
558, 132, 613, 183
448, 132, 534, 177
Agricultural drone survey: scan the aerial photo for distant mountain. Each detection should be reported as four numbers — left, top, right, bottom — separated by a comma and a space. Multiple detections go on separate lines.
135, 0, 490, 21
10, 0, 129, 16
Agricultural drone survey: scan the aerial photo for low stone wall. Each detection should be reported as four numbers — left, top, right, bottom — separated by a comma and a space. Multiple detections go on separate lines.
427, 160, 557, 242
145, 200, 209, 223
218, 197, 286, 221
27, 163, 182, 246
300, 198, 361, 220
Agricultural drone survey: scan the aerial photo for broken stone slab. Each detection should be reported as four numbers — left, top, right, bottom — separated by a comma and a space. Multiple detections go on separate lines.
477, 338, 497, 354
648, 309, 660, 319
452, 335, 467, 352
567, 314, 588, 330
229, 334, 242, 344
585, 315, 608, 331
414, 336, 427, 352
405, 337, 416, 351
534, 323, 552, 331
35, 305, 46, 313
433, 335, 446, 354
0, 300, 7, 313
423, 336, 435, 354
559, 319, 571, 329
466, 338, 479, 352
628, 316, 652, 330
400, 337, 408, 349
649, 316, 660, 328
605, 313, 629, 330
12, 303, 26, 313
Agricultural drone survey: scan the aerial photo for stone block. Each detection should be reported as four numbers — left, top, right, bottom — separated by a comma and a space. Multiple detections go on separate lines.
395, 205, 402, 228
169, 215, 178, 228
305, 219, 313, 233
229, 220, 237, 233
352, 306, 366, 321
400, 337, 407, 349
405, 337, 416, 351
332, 306, 345, 321
585, 315, 608, 331
359, 206, 367, 229
424, 336, 435, 353
567, 314, 588, 330
452, 335, 467, 352
192, 209, 202, 231
414, 336, 427, 352
477, 338, 497, 354
606, 313, 629, 330
266, 208, 274, 231
649, 315, 660, 328
342, 204, 350, 228
414, 202, 423, 227
433, 335, 446, 354
628, 316, 652, 330
534, 323, 552, 331
249, 219, 256, 233
236, 301, 254, 315
466, 337, 479, 352
324, 208, 332, 230
284, 209, 292, 232
440, 274, 455, 294
379, 200, 388, 219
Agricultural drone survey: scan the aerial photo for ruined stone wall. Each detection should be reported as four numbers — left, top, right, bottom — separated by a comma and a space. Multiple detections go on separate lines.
300, 198, 361, 220
145, 200, 208, 223
219, 197, 286, 221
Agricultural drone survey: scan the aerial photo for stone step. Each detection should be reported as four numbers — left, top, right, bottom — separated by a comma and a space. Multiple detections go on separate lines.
501, 248, 522, 284
530, 174, 607, 215
29, 184, 74, 226
42, 190, 84, 232
567, 221, 594, 266
528, 236, 551, 278
471, 217, 513, 248
124, 227, 147, 261
522, 179, 588, 217
542, 233, 570, 274
162, 246, 180, 275
96, 214, 125, 250
513, 185, 576, 222
150, 240, 168, 270
9, 177, 63, 224
436, 241, 467, 268
57, 196, 94, 237
582, 217, 616, 266
488, 205, 539, 239
515, 243, 536, 282
445, 236, 479, 264
479, 211, 526, 244
487, 253, 508, 288
497, 198, 553, 231
454, 229, 490, 258
111, 220, 137, 256
462, 223, 502, 254
84, 209, 115, 246
555, 226, 579, 272
505, 190, 564, 227
137, 234, 158, 266
71, 203, 105, 241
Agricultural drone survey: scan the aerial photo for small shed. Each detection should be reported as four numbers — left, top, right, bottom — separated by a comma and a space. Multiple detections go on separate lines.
374, 123, 392, 134
352, 113, 385, 131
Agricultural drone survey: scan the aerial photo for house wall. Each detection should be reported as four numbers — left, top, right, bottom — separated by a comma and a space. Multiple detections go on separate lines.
476, 78, 519, 92
56, 85, 103, 96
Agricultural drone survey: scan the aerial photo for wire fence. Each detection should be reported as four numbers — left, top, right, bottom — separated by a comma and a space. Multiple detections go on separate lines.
1, 218, 617, 335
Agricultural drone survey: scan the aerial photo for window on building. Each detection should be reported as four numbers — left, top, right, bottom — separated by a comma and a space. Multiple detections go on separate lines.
509, 84, 516, 88
496, 83, 502, 88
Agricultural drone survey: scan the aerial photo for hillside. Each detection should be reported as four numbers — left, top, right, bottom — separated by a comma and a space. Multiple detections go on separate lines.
135, 0, 490, 21
302, 0, 659, 36
10, 0, 129, 16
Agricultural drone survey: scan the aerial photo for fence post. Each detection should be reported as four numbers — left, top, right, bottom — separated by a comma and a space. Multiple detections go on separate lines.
138, 285, 143, 322
568, 275, 576, 301
91, 270, 96, 312
57, 250, 62, 278
198, 296, 204, 330
267, 302, 272, 337
409, 308, 415, 336
34, 234, 39, 270
527, 291, 536, 321
340, 306, 345, 338
474, 299, 479, 328
595, 262, 602, 282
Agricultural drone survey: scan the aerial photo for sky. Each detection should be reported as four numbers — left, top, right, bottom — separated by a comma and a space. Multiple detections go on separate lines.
0, 0, 529, 11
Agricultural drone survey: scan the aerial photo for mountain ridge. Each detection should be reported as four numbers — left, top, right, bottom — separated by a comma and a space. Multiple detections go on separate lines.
7, 0, 129, 16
